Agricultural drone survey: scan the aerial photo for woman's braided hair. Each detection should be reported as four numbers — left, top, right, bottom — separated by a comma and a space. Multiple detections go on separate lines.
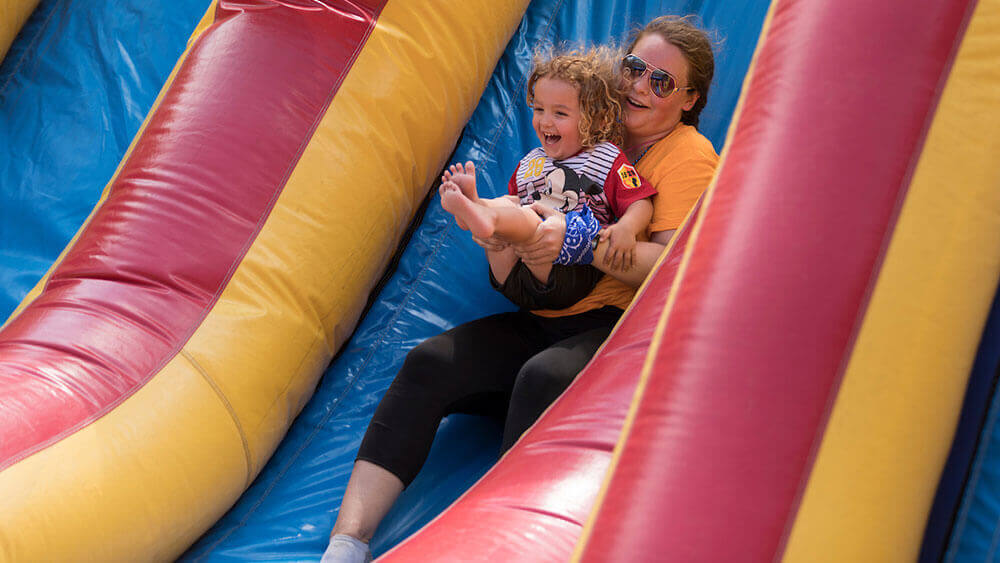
526, 46, 625, 148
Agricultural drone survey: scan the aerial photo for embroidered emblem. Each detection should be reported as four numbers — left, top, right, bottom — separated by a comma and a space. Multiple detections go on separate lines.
617, 163, 641, 189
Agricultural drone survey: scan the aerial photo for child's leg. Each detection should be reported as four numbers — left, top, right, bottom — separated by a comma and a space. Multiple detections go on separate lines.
441, 182, 542, 242
483, 205, 544, 241
480, 194, 521, 209
487, 246, 519, 285
524, 262, 553, 286
471, 197, 521, 282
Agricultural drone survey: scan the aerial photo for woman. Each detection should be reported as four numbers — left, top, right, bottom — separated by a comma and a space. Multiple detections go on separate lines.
322, 15, 719, 563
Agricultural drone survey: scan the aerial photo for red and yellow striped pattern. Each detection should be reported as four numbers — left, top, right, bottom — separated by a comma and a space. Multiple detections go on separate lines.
0, 1, 526, 560
576, 0, 1000, 560
372, 1, 1000, 560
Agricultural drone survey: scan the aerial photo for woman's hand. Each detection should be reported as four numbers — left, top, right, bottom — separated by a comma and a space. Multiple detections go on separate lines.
513, 203, 566, 266
471, 234, 509, 253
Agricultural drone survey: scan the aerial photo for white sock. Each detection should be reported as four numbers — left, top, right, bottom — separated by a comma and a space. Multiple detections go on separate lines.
320, 534, 372, 563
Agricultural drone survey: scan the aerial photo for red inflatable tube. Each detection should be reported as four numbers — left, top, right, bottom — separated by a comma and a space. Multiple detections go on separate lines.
380, 199, 702, 561
578, 0, 975, 560
0, 0, 385, 473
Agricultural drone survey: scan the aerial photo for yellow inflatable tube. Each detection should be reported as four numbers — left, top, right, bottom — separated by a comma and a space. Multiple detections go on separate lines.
0, 1, 527, 560
786, 1, 1000, 559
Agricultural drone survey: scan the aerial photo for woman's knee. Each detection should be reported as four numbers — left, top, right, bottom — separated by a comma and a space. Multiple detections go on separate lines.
503, 356, 579, 451
512, 354, 579, 405
396, 335, 452, 386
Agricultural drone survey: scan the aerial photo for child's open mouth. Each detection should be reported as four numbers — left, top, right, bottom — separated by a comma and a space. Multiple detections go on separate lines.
544, 134, 561, 144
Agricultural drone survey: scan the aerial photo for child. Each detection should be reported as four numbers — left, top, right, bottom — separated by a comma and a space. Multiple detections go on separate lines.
439, 47, 657, 310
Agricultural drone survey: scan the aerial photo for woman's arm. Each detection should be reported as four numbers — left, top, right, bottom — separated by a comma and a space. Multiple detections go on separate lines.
471, 234, 520, 283
510, 204, 567, 266
649, 229, 676, 246
514, 203, 674, 288
597, 198, 653, 272
590, 227, 675, 287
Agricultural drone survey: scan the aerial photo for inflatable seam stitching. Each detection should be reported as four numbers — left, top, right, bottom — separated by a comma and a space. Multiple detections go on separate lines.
0, 2, 220, 474
179, 348, 254, 488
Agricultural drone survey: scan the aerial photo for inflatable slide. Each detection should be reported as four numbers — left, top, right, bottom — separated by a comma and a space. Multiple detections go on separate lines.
1, 0, 998, 561
0, 0, 38, 60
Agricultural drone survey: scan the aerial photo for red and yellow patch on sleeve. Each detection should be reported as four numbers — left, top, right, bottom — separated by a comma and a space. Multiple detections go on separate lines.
617, 163, 641, 189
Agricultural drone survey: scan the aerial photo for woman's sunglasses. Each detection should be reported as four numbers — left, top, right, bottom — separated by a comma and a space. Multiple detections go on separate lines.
621, 54, 694, 98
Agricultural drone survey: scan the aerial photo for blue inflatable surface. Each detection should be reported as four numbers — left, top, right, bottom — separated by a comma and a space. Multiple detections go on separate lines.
181, 0, 769, 560
934, 285, 1000, 562
0, 0, 210, 322
6, 1, 1000, 560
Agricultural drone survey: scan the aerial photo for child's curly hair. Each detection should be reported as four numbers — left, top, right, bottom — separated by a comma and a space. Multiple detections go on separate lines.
526, 46, 625, 149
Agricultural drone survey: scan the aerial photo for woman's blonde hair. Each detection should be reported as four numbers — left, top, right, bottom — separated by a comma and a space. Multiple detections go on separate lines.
526, 46, 625, 149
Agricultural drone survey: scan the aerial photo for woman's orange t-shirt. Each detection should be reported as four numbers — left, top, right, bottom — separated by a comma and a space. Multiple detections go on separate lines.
532, 123, 719, 318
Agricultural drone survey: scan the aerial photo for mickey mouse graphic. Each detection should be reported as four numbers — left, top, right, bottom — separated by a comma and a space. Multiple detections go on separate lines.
528, 163, 604, 213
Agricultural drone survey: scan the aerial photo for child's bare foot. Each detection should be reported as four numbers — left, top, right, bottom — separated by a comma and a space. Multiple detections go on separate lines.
439, 182, 469, 230
440, 181, 496, 239
441, 161, 479, 203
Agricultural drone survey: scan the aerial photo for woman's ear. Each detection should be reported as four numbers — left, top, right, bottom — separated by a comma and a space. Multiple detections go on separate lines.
682, 91, 700, 112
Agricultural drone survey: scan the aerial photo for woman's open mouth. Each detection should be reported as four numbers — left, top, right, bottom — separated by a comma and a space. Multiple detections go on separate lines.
627, 97, 648, 109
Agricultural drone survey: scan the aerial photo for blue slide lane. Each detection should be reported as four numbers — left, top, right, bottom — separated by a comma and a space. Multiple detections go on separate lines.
181, 0, 769, 560
936, 284, 1000, 563
0, 0, 210, 322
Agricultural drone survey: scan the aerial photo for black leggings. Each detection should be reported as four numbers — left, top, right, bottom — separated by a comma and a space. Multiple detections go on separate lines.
356, 306, 622, 486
